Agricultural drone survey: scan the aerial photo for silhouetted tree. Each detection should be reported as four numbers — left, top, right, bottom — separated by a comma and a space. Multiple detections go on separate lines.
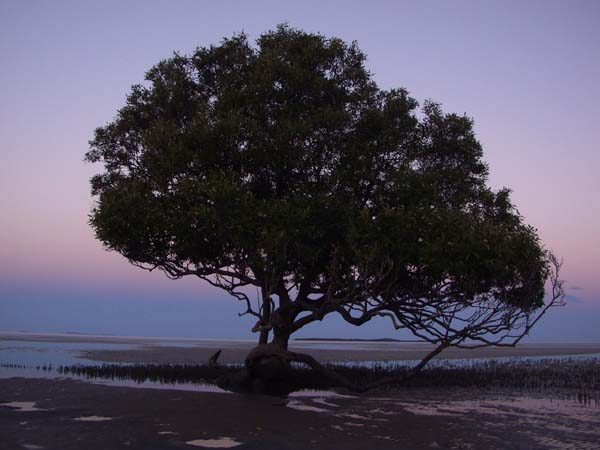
86, 25, 564, 392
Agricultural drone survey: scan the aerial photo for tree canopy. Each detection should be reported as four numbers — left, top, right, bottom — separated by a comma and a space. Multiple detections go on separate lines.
86, 26, 563, 379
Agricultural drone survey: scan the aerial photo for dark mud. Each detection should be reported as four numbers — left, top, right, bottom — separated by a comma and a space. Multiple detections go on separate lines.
1, 377, 599, 450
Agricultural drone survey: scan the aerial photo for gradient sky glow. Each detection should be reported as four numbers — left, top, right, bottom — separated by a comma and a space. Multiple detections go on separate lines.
1, 0, 599, 341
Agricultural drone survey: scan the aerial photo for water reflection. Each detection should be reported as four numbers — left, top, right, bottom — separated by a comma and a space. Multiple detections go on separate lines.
283, 387, 600, 450
90, 377, 229, 393
0, 340, 138, 367
0, 401, 46, 412
2, 336, 599, 405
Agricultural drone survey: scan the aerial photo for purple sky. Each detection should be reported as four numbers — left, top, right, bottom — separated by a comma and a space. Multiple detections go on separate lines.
1, 0, 599, 341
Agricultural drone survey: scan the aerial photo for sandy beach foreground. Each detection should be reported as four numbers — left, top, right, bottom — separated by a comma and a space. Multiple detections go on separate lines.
1, 378, 599, 450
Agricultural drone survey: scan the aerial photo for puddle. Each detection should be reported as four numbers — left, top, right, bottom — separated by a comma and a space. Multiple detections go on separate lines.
286, 400, 331, 413
0, 402, 46, 412
388, 396, 600, 449
74, 416, 113, 422
90, 378, 230, 394
399, 404, 459, 417
312, 398, 339, 408
185, 437, 242, 448
340, 413, 370, 420
285, 388, 600, 450
392, 397, 600, 421
288, 390, 356, 398
0, 340, 138, 368
374, 435, 394, 440
286, 389, 358, 414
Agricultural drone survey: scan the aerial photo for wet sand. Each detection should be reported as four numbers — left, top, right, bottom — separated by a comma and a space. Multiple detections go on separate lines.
2, 331, 599, 365
82, 341, 600, 365
1, 377, 598, 450
1, 333, 600, 448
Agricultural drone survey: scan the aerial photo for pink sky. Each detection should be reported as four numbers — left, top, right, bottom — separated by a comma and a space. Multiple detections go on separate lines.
1, 0, 598, 340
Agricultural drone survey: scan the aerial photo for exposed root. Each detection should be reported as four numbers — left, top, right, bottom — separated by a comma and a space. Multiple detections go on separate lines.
208, 350, 222, 368
208, 342, 452, 394
284, 351, 365, 392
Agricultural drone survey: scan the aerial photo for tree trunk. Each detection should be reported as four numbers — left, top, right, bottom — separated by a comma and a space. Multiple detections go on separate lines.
246, 325, 291, 379
239, 312, 295, 395
258, 289, 272, 345
214, 306, 450, 395
271, 327, 290, 350
258, 329, 269, 345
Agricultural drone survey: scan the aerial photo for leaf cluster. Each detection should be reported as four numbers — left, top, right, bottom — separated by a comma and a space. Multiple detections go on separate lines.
86, 25, 548, 318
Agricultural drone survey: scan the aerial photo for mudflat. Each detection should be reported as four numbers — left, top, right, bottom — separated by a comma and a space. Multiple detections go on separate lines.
2, 331, 599, 364
1, 333, 599, 449
1, 377, 599, 450
84, 342, 600, 365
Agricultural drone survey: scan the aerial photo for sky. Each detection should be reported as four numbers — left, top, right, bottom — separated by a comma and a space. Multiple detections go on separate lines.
1, 0, 599, 341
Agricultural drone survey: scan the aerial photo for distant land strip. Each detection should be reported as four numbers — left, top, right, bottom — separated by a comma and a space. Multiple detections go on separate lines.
294, 338, 422, 342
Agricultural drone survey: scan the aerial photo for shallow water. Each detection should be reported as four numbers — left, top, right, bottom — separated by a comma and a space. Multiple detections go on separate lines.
74, 415, 112, 422
185, 437, 242, 448
0, 338, 230, 392
0, 339, 138, 367
90, 377, 229, 393
0, 401, 46, 412
289, 389, 356, 398
282, 390, 600, 449
3, 335, 600, 398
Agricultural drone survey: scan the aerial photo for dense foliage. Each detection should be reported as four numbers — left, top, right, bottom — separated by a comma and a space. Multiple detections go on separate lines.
86, 26, 556, 352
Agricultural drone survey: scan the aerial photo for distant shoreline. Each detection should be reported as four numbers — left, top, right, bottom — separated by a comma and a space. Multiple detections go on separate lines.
2, 330, 600, 346
294, 337, 420, 342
